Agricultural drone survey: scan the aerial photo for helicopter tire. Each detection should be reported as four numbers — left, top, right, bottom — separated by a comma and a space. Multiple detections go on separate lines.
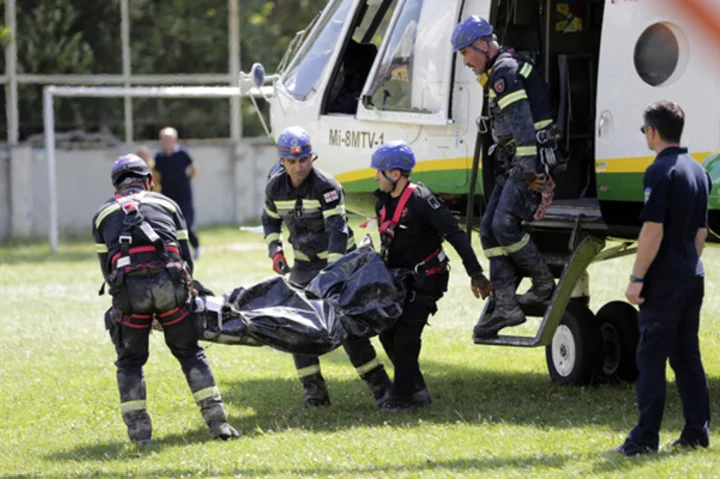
545, 301, 602, 386
597, 301, 639, 382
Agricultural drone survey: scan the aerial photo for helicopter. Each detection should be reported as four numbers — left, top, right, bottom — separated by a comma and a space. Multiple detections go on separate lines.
251, 0, 720, 386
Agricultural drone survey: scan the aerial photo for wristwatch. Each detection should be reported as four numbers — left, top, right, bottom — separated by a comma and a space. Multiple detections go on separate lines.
629, 274, 644, 283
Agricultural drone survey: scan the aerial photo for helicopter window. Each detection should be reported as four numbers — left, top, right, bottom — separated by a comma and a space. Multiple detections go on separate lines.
362, 0, 454, 115
634, 23, 679, 87
282, 0, 354, 101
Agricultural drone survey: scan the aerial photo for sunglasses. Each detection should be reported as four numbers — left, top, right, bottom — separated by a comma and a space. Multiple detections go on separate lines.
640, 125, 653, 134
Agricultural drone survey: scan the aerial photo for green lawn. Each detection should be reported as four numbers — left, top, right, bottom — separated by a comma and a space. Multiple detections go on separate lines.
1, 223, 719, 478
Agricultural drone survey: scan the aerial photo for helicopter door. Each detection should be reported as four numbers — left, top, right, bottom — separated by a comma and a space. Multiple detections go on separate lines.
356, 0, 460, 126
595, 0, 696, 207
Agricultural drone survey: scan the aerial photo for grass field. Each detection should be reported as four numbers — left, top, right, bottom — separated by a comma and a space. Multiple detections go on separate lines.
1, 222, 720, 478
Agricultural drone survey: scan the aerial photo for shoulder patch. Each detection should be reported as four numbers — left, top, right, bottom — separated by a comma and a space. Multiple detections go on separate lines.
644, 187, 651, 204
493, 78, 505, 93
427, 195, 441, 210
323, 190, 339, 203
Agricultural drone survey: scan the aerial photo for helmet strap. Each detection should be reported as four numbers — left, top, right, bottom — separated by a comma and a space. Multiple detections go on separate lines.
382, 171, 397, 192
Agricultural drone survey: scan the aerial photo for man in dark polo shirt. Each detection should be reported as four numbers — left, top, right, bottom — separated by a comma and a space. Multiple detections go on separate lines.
154, 127, 200, 258
610, 100, 711, 456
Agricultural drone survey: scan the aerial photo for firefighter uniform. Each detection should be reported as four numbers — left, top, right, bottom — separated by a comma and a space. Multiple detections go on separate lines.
370, 140, 490, 412
94, 154, 237, 444
478, 49, 559, 336
262, 128, 391, 408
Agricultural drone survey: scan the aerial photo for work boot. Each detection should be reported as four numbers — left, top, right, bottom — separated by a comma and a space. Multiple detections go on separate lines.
122, 410, 152, 445
198, 398, 240, 440
474, 296, 526, 339
380, 395, 411, 413
300, 373, 331, 408
411, 387, 432, 406
362, 366, 393, 408
518, 277, 555, 306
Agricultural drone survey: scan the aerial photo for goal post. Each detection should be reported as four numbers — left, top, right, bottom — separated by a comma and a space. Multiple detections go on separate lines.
42, 83, 273, 252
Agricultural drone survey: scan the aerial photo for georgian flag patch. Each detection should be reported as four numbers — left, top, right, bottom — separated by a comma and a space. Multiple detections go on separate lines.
323, 190, 339, 203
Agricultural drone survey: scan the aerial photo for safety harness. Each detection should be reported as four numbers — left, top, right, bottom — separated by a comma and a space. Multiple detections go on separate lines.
104, 191, 191, 328
377, 183, 448, 281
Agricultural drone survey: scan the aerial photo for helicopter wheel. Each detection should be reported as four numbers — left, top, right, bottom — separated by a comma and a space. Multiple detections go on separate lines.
545, 301, 602, 386
597, 301, 639, 382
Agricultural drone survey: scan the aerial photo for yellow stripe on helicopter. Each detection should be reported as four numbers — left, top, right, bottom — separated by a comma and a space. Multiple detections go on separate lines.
595, 151, 711, 174
336, 157, 472, 183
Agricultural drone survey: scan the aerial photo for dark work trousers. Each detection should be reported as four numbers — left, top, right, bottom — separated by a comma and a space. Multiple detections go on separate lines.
177, 198, 199, 249
107, 271, 217, 412
480, 173, 549, 304
289, 262, 383, 386
379, 272, 449, 400
627, 277, 710, 450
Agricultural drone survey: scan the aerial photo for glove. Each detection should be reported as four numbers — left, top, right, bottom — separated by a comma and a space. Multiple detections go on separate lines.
271, 251, 290, 275
471, 273, 493, 299
523, 172, 548, 192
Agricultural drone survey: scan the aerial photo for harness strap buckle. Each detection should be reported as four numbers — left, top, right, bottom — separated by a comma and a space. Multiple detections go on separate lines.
119, 234, 133, 244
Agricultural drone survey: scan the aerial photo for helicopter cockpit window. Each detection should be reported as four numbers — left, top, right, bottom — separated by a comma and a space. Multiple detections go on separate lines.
282, 0, 354, 101
362, 0, 454, 116
634, 23, 679, 87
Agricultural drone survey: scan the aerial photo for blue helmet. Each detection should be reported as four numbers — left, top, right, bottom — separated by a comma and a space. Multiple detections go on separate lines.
111, 153, 152, 186
276, 126, 313, 159
451, 16, 494, 52
371, 140, 416, 172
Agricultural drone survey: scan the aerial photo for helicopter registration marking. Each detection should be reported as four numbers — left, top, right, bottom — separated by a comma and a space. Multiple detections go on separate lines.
329, 129, 385, 149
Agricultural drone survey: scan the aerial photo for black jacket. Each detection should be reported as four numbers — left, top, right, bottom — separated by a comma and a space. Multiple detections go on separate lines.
92, 188, 194, 280
374, 182, 482, 276
262, 167, 355, 264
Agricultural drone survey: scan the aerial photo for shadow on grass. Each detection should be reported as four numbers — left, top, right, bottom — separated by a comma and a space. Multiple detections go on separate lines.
44, 424, 228, 463
32, 453, 580, 478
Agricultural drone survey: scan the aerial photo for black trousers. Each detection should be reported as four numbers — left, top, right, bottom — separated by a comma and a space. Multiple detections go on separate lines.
379, 272, 449, 400
106, 271, 216, 410
627, 276, 710, 449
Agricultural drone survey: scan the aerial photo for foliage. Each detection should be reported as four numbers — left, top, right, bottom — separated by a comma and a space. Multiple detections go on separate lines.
1, 224, 720, 477
1, 0, 328, 141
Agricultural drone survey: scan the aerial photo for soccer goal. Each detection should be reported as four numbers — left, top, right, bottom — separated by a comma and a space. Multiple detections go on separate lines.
43, 73, 272, 252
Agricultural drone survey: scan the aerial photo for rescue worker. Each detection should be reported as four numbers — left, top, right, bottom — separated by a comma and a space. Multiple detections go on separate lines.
261, 126, 392, 408
371, 140, 492, 412
92, 154, 239, 444
611, 101, 710, 455
452, 16, 561, 338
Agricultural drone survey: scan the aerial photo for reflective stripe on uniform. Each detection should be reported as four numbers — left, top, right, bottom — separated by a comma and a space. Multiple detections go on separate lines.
303, 199, 321, 208
297, 364, 321, 378
177, 229, 188, 240
265, 232, 281, 245
274, 200, 296, 210
96, 243, 108, 253
534, 119, 553, 130
193, 386, 220, 403
327, 252, 343, 263
95, 204, 121, 229
355, 357, 380, 376
322, 205, 346, 218
264, 205, 281, 219
497, 89, 528, 109
488, 89, 497, 99
483, 246, 507, 258
120, 400, 146, 414
294, 249, 311, 261
516, 146, 538, 157
142, 197, 176, 213
519, 62, 533, 78
346, 236, 356, 250
316, 251, 329, 260
504, 233, 531, 255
